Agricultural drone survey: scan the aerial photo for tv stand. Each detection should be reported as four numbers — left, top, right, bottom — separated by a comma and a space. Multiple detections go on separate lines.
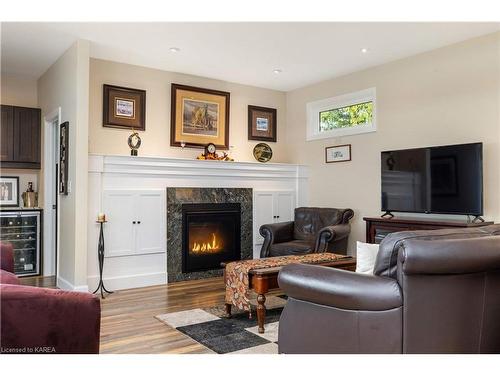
381, 211, 394, 219
469, 215, 485, 224
363, 216, 494, 244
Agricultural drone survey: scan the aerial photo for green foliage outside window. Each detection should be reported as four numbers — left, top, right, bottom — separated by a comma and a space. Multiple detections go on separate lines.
319, 101, 373, 131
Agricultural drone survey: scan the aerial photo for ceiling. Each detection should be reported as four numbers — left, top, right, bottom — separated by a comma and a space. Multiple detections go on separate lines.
1, 22, 499, 91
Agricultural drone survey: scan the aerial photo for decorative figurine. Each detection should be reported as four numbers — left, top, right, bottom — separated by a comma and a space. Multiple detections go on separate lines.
128, 130, 142, 156
22, 182, 38, 208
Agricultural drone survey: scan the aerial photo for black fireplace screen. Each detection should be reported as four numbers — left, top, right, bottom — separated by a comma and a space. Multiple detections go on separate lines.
182, 203, 241, 273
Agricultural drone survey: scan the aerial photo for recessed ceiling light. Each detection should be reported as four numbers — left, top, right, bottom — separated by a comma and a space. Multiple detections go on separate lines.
273, 69, 282, 74
360, 48, 369, 54
169, 47, 180, 53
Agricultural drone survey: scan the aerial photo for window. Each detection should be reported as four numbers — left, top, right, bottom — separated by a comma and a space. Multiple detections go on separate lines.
306, 88, 376, 140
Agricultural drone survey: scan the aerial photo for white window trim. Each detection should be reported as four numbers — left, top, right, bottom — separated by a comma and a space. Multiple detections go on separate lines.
306, 87, 377, 141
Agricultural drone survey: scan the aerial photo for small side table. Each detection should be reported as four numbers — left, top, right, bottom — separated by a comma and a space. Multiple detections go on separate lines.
92, 220, 113, 299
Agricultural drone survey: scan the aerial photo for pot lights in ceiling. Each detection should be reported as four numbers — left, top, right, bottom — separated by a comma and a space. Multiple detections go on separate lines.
169, 47, 180, 53
273, 69, 282, 74
360, 48, 369, 54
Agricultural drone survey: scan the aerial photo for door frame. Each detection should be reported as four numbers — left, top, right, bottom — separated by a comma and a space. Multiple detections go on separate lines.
43, 107, 61, 277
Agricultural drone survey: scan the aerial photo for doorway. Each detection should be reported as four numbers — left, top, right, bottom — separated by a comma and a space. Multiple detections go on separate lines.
43, 108, 61, 278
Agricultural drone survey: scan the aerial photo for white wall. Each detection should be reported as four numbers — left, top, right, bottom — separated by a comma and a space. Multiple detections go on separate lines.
286, 32, 500, 254
89, 58, 288, 163
37, 40, 90, 290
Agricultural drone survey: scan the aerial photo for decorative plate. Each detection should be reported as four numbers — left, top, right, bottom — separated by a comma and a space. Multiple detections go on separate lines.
253, 143, 273, 163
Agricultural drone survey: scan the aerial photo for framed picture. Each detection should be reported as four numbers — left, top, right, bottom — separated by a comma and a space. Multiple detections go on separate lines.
248, 105, 277, 142
325, 144, 352, 163
103, 84, 146, 131
59, 121, 69, 195
170, 83, 230, 149
0, 176, 19, 207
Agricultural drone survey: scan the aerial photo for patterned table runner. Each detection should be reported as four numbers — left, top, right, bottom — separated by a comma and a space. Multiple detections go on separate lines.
224, 253, 349, 311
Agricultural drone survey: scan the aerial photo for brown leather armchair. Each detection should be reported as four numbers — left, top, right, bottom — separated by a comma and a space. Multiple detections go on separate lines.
259, 207, 354, 257
277, 224, 500, 354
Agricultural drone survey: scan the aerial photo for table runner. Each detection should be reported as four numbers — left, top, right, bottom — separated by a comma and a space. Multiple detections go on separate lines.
224, 253, 349, 311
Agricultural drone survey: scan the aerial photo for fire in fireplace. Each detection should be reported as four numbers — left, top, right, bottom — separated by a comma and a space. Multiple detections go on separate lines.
182, 203, 241, 273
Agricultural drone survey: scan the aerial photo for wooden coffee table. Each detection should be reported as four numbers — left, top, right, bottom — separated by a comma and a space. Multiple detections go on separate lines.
223, 256, 356, 333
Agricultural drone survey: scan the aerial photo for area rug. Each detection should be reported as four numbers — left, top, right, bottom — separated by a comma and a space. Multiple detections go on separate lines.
155, 295, 286, 354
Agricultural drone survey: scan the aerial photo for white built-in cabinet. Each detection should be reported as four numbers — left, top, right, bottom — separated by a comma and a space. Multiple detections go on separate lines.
253, 190, 296, 248
102, 190, 166, 258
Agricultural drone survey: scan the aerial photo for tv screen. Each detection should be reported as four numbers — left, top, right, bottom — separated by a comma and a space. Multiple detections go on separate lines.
381, 143, 483, 216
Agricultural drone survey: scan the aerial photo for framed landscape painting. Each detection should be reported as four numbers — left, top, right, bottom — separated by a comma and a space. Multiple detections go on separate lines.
170, 83, 230, 149
248, 105, 277, 142
103, 84, 146, 131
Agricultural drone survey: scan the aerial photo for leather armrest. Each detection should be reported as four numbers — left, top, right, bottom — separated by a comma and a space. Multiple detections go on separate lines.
315, 223, 350, 249
278, 263, 402, 311
259, 221, 294, 258
1, 284, 101, 353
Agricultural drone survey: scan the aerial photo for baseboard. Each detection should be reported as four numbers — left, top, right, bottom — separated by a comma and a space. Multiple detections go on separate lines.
57, 275, 89, 292
87, 272, 167, 291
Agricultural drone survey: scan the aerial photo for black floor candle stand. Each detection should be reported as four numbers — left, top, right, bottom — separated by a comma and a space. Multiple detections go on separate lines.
93, 220, 113, 299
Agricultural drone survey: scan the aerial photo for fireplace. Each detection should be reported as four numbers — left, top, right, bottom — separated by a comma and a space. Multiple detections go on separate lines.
182, 203, 241, 273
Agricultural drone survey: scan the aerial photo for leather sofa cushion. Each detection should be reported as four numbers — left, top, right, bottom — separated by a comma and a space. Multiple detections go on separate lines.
294, 207, 352, 242
0, 270, 20, 285
374, 224, 500, 279
270, 240, 314, 257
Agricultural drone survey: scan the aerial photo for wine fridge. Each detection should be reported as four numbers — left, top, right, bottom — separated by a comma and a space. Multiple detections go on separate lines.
0, 210, 42, 277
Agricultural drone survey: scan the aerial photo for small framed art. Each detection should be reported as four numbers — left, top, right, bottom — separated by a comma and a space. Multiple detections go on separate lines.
0, 176, 19, 207
248, 105, 277, 142
325, 144, 351, 163
103, 84, 146, 131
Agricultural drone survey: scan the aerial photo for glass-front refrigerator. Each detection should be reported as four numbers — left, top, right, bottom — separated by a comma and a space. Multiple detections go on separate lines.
0, 210, 42, 276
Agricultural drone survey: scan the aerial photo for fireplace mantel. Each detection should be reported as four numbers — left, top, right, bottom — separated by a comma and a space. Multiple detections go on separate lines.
89, 154, 308, 180
87, 154, 308, 291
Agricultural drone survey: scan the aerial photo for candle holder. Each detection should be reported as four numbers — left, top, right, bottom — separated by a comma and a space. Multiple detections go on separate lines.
93, 218, 113, 298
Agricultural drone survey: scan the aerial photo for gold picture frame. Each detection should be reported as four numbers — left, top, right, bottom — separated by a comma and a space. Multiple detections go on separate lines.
170, 84, 230, 149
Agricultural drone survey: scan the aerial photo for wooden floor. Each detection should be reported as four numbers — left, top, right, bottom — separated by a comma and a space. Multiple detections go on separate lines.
21, 276, 227, 354
99, 277, 227, 354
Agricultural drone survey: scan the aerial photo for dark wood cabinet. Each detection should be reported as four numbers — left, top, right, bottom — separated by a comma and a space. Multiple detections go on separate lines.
363, 216, 494, 244
0, 105, 41, 169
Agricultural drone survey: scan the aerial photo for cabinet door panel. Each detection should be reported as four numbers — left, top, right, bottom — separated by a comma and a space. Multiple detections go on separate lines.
13, 107, 40, 164
135, 191, 166, 255
103, 191, 136, 257
1, 105, 14, 161
253, 192, 275, 245
275, 192, 295, 223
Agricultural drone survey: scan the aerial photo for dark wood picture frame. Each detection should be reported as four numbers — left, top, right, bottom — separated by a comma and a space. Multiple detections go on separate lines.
325, 144, 352, 163
59, 122, 69, 195
248, 105, 277, 142
0, 176, 19, 207
103, 84, 146, 131
170, 84, 230, 149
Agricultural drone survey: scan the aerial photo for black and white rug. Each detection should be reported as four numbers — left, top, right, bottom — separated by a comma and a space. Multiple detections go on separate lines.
155, 295, 286, 354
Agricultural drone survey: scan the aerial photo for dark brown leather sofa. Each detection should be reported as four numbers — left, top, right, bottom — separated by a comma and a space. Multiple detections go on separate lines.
277, 225, 500, 354
259, 207, 354, 257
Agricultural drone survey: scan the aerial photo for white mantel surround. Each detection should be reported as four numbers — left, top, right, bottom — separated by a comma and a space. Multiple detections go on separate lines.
87, 154, 308, 291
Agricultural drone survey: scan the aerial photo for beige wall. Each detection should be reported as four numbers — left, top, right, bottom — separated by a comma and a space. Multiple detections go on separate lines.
89, 59, 287, 162
1, 73, 38, 107
38, 40, 90, 288
286, 32, 500, 254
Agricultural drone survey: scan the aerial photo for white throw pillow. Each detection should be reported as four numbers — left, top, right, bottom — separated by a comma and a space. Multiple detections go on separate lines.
355, 241, 380, 274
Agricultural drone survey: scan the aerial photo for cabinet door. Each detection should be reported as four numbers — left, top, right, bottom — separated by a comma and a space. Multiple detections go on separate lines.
135, 190, 166, 255
13, 107, 41, 166
253, 191, 276, 245
103, 190, 136, 257
0, 105, 14, 161
275, 191, 295, 223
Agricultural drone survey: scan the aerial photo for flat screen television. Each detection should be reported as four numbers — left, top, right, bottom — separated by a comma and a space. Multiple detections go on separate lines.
381, 142, 483, 216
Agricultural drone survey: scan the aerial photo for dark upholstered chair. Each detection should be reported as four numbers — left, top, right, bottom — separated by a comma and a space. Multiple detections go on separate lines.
1, 242, 101, 354
277, 224, 500, 354
259, 207, 354, 258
